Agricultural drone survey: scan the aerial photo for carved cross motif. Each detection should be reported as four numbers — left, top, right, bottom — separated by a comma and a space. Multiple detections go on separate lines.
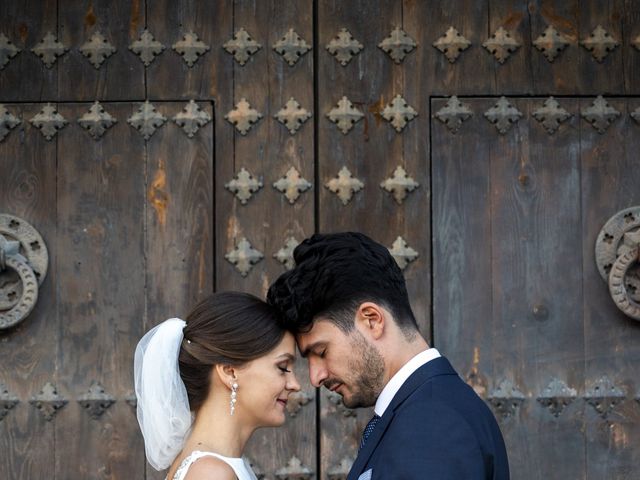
30, 382, 67, 421
274, 98, 312, 134
325, 166, 364, 205
0, 383, 19, 421
275, 456, 313, 480
533, 26, 570, 62
484, 96, 523, 134
78, 382, 115, 419
225, 167, 263, 205
273, 166, 311, 204
31, 32, 67, 68
225, 237, 263, 277
327, 457, 354, 480
536, 378, 577, 417
223, 28, 262, 65
274, 236, 300, 270
435, 95, 473, 133
273, 29, 312, 66
581, 95, 620, 134
129, 29, 165, 66
631, 106, 640, 124
29, 103, 68, 141
79, 31, 116, 69
382, 94, 418, 133
173, 100, 212, 137
388, 236, 418, 270
581, 25, 618, 62
286, 390, 313, 417
432, 26, 471, 63
483, 27, 520, 64
127, 101, 167, 140
326, 28, 363, 66
584, 375, 625, 418
78, 101, 117, 140
0, 105, 21, 142
487, 379, 525, 420
380, 166, 419, 205
0, 33, 20, 70
225, 98, 262, 135
172, 31, 210, 67
532, 97, 571, 134
378, 27, 417, 64
326, 96, 364, 134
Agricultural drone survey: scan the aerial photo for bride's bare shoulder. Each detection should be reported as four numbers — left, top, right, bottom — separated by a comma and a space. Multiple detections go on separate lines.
183, 455, 237, 480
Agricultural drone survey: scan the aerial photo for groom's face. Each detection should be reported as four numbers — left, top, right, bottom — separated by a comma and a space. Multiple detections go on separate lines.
297, 319, 384, 409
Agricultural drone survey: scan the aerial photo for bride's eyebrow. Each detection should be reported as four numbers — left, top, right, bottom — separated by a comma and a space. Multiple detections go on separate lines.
276, 353, 295, 361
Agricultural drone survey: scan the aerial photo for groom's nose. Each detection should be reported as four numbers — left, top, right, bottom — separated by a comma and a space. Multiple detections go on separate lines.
308, 358, 328, 388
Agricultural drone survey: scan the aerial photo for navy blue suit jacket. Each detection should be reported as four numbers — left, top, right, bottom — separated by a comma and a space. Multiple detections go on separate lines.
347, 356, 509, 480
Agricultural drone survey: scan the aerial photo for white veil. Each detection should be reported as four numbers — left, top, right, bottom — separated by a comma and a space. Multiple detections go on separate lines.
134, 318, 193, 470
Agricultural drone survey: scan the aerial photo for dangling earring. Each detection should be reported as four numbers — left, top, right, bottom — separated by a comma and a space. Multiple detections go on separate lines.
230, 379, 238, 416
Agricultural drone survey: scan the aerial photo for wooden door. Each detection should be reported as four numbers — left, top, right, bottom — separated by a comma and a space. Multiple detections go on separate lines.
2, 1, 640, 479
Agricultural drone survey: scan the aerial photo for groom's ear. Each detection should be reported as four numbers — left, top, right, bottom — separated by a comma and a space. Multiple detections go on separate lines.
356, 302, 385, 340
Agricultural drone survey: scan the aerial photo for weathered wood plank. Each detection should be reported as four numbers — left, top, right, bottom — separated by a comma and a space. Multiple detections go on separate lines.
528, 0, 581, 94
431, 97, 495, 397
576, 0, 625, 94
145, 100, 214, 479
54, 103, 145, 479
57, 0, 145, 101
146, 0, 230, 100
408, 0, 492, 96
215, 0, 317, 476
0, 0, 57, 102
0, 104, 57, 480
488, 98, 584, 480
581, 97, 640, 480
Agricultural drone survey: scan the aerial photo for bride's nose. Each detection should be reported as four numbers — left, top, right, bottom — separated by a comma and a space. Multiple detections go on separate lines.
287, 372, 301, 392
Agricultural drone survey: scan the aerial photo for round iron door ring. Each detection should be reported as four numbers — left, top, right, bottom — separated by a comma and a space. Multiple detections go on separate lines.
595, 207, 640, 321
608, 244, 640, 320
0, 214, 48, 310
0, 253, 38, 330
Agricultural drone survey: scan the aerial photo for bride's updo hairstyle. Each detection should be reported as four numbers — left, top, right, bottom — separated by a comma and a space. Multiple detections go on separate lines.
178, 292, 285, 412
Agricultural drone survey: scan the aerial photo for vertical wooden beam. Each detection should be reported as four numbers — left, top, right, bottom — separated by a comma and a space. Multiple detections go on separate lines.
54, 103, 146, 479
0, 104, 57, 479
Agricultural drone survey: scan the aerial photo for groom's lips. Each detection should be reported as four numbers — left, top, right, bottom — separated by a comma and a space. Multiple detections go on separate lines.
328, 383, 342, 393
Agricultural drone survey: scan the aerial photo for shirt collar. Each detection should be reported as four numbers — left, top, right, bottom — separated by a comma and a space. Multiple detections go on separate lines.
374, 348, 441, 416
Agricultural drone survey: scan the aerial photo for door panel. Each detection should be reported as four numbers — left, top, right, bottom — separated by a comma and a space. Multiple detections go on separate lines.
432, 96, 640, 479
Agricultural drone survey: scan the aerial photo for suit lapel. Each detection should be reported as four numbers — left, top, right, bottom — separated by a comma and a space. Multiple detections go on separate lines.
347, 357, 458, 479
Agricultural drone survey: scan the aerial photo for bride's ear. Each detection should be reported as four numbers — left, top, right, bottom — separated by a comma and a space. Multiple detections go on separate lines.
214, 363, 237, 390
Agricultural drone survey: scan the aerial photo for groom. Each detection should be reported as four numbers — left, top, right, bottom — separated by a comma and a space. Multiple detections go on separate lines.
267, 232, 509, 479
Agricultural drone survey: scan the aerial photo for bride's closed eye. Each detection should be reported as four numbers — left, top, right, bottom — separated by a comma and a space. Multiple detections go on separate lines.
278, 364, 292, 373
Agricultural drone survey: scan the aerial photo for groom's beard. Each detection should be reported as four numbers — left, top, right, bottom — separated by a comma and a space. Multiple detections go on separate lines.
339, 330, 385, 409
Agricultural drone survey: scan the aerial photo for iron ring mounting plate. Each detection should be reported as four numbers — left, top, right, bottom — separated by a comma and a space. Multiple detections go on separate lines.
609, 245, 640, 321
595, 206, 640, 302
0, 214, 48, 310
0, 255, 38, 330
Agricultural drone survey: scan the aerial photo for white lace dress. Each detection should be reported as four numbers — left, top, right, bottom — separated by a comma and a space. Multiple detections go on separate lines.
170, 451, 257, 480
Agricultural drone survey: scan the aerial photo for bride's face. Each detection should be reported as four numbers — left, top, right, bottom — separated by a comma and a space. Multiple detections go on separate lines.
236, 332, 300, 427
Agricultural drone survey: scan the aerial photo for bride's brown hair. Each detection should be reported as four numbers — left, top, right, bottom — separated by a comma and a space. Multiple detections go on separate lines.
178, 292, 286, 412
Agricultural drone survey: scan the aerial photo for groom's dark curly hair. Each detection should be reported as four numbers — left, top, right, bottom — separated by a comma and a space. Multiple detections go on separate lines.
267, 232, 417, 335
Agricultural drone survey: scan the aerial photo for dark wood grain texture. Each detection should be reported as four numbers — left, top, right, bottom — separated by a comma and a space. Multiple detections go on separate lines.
145, 101, 214, 480
0, 0, 58, 102
581, 97, 640, 480
54, 103, 145, 480
0, 103, 57, 480
57, 0, 145, 101
215, 0, 317, 477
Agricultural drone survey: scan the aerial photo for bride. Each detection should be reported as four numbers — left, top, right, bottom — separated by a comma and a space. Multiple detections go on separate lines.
134, 292, 301, 480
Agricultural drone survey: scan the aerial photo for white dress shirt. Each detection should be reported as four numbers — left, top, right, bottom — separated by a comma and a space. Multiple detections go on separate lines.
374, 348, 441, 417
